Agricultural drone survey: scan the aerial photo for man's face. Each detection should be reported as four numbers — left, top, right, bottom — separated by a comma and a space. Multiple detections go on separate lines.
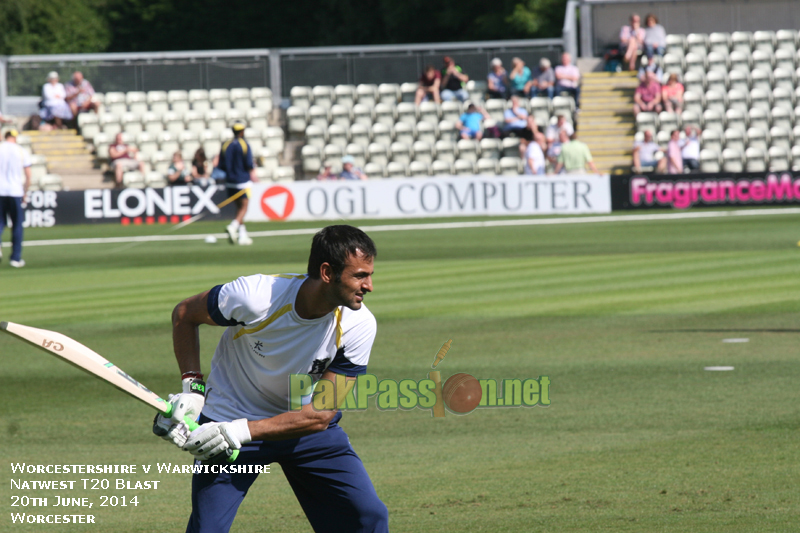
511, 96, 519, 107
73, 73, 83, 84
330, 251, 374, 310
343, 162, 353, 172
562, 53, 571, 66
632, 15, 640, 26
644, 130, 653, 142
115, 133, 124, 144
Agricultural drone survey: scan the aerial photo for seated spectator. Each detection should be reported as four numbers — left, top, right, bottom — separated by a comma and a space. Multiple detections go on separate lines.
554, 52, 581, 108
638, 56, 663, 83
644, 14, 666, 58
191, 147, 211, 186
633, 130, 666, 173
340, 155, 367, 180
39, 71, 73, 129
440, 56, 469, 102
661, 73, 684, 113
666, 129, 683, 174
317, 161, 338, 180
415, 65, 441, 105
210, 153, 226, 182
545, 113, 575, 140
528, 58, 555, 99
167, 151, 192, 185
456, 103, 491, 140
520, 137, 546, 175
487, 58, 508, 100
633, 71, 663, 116
681, 125, 701, 171
620, 13, 646, 71
109, 133, 145, 187
503, 95, 537, 140
508, 57, 532, 97
65, 71, 98, 117
545, 129, 564, 171
555, 132, 598, 174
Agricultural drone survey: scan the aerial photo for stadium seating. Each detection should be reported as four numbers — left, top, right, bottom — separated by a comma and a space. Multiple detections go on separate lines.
636, 29, 800, 172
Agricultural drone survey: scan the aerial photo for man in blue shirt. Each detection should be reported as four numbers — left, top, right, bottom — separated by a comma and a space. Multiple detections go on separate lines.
221, 123, 257, 245
456, 103, 491, 140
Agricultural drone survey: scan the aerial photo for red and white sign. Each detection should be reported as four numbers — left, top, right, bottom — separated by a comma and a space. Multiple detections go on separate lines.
260, 186, 295, 220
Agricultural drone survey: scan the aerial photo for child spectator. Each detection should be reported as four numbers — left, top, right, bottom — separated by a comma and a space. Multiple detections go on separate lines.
633, 71, 663, 116
317, 161, 338, 180
508, 58, 532, 97
415, 65, 441, 105
644, 14, 667, 58
167, 151, 192, 185
554, 53, 581, 108
487, 58, 508, 99
456, 103, 491, 140
528, 58, 555, 99
440, 56, 469, 102
661, 73, 684, 113
620, 14, 646, 71
191, 148, 210, 186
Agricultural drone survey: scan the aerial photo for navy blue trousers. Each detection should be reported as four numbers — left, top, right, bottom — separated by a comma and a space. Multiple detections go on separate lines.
0, 196, 24, 261
186, 413, 388, 533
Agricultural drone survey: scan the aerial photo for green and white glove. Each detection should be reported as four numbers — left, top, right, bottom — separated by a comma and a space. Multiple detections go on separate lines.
153, 377, 206, 446
182, 419, 251, 461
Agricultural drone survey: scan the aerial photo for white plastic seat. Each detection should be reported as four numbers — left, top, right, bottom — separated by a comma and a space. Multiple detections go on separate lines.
386, 161, 408, 178
746, 127, 769, 151
750, 69, 773, 92
168, 90, 190, 113
709, 33, 731, 54
704, 90, 726, 113
773, 68, 795, 91
246, 109, 269, 130
204, 110, 227, 132
307, 105, 330, 129
683, 91, 703, 115
290, 86, 312, 108
792, 146, 800, 170
415, 121, 437, 145
408, 160, 430, 177
772, 87, 795, 111
344, 143, 367, 168
485, 99, 506, 123
374, 103, 398, 127
771, 106, 794, 131
157, 132, 179, 155
431, 160, 454, 175
438, 119, 458, 141
731, 32, 753, 53
752, 50, 775, 72
434, 140, 457, 164
529, 97, 552, 127
364, 162, 386, 178
352, 104, 374, 126
225, 109, 245, 128
230, 88, 252, 111
454, 159, 476, 175
301, 145, 322, 174
666, 34, 686, 57
349, 123, 371, 147
657, 112, 679, 133
686, 34, 709, 56
745, 146, 767, 171
776, 30, 797, 51
775, 49, 796, 72
684, 52, 706, 74
702, 109, 724, 133
419, 102, 441, 125
728, 70, 751, 93
99, 113, 122, 136
726, 89, 749, 113
356, 84, 379, 107
502, 137, 521, 158
78, 113, 100, 140
699, 149, 721, 172
147, 91, 169, 114
273, 166, 296, 183
393, 122, 415, 145
258, 148, 280, 173
323, 144, 344, 164
725, 108, 748, 132
209, 89, 231, 111
441, 101, 462, 123
378, 84, 401, 105
498, 157, 522, 175
748, 109, 771, 133
370, 123, 393, 147
179, 130, 201, 159
729, 51, 752, 73
188, 90, 210, 112
334, 85, 357, 108
656, 130, 671, 149
701, 129, 723, 153
390, 141, 412, 165
367, 143, 390, 166
635, 112, 658, 133
399, 82, 417, 104
722, 148, 744, 172
264, 127, 285, 153
479, 138, 502, 160
104, 92, 127, 115
250, 87, 273, 113
769, 126, 791, 149
551, 96, 574, 117
706, 51, 729, 74
149, 151, 170, 175
304, 125, 327, 148
395, 103, 417, 126
768, 146, 790, 171
311, 86, 335, 109
183, 111, 205, 133
411, 141, 434, 164
723, 128, 746, 152
662, 53, 684, 76
327, 124, 349, 148
466, 80, 487, 103
330, 105, 352, 128
456, 139, 479, 162
749, 88, 772, 112
754, 31, 776, 53
705, 71, 728, 94
475, 158, 499, 175
682, 72, 705, 95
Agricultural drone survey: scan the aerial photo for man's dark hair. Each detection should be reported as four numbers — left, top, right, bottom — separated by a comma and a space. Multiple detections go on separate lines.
307, 225, 377, 281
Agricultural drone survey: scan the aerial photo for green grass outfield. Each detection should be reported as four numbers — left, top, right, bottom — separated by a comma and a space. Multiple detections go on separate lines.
2, 209, 799, 532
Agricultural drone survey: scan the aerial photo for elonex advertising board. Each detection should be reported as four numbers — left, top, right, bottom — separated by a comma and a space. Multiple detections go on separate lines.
246, 175, 611, 222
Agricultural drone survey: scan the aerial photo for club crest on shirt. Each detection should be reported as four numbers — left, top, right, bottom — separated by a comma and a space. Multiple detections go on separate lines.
249, 340, 266, 358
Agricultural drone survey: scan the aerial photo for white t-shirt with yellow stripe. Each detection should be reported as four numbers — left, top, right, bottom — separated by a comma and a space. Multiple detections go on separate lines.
203, 273, 376, 422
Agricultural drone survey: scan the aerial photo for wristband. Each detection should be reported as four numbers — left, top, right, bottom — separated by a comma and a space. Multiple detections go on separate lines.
182, 371, 204, 380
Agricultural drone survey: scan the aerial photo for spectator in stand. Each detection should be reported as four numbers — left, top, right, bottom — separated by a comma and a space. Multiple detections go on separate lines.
191, 147, 211, 186
681, 125, 701, 171
521, 137, 546, 175
644, 14, 667, 59
508, 57, 532, 97
633, 71, 663, 117
545, 129, 563, 171
555, 132, 598, 174
456, 102, 491, 140
339, 155, 368, 180
528, 58, 556, 99
317, 161, 338, 180
666, 129, 683, 174
661, 73, 684, 113
211, 153, 226, 182
620, 13, 646, 71
168, 151, 192, 185
414, 65, 441, 105
487, 58, 508, 99
632, 129, 666, 173
638, 56, 663, 83
109, 133, 145, 187
39, 72, 73, 129
440, 56, 469, 102
554, 52, 581, 108
65, 71, 98, 117
503, 95, 537, 140
546, 113, 575, 140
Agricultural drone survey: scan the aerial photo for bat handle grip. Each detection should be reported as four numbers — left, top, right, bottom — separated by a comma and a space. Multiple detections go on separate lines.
183, 416, 239, 463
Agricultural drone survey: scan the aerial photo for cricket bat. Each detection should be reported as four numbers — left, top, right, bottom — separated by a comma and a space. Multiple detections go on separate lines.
0, 321, 238, 461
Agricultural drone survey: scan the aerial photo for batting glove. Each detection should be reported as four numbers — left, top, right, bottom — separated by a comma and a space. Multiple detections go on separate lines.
183, 419, 251, 461
153, 377, 206, 446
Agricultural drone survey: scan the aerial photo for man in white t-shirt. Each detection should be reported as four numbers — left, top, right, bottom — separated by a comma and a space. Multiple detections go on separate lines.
633, 130, 666, 173
522, 138, 546, 175
0, 130, 32, 268
153, 225, 387, 533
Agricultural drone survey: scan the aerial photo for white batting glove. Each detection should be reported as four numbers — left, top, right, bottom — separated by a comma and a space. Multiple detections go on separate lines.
153, 378, 206, 446
183, 419, 251, 461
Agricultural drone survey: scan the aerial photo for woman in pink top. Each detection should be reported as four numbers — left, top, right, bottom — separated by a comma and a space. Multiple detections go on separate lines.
667, 130, 684, 174
661, 73, 684, 113
620, 14, 646, 71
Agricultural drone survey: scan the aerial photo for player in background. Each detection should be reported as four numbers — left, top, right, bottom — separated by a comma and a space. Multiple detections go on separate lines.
0, 129, 32, 268
221, 123, 257, 246
154, 225, 389, 533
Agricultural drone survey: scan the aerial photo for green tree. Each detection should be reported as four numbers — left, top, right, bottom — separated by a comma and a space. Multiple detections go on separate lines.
0, 0, 110, 55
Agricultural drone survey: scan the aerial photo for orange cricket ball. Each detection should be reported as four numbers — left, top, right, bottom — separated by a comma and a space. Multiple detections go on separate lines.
443, 373, 482, 414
